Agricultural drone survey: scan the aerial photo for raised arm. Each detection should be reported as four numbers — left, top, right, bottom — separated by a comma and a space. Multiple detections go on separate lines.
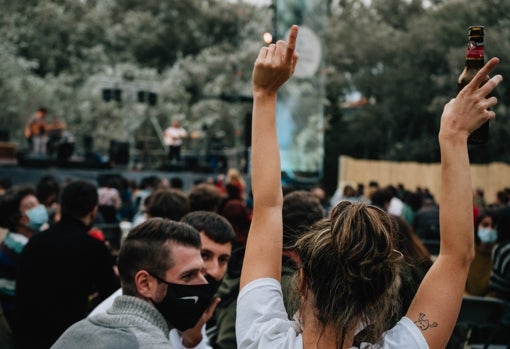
240, 25, 299, 290
406, 57, 502, 349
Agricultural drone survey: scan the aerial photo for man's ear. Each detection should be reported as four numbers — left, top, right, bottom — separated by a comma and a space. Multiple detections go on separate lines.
135, 270, 157, 299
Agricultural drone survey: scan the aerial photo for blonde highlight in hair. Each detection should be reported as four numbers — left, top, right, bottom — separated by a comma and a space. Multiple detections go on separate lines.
295, 201, 402, 347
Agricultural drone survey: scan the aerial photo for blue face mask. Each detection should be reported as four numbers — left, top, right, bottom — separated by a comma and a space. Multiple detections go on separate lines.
477, 227, 498, 244
25, 205, 49, 232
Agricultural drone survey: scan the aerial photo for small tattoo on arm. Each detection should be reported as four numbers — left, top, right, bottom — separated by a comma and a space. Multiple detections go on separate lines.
414, 313, 438, 331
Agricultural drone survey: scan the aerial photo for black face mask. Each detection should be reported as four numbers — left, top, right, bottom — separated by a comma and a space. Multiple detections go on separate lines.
149, 273, 219, 331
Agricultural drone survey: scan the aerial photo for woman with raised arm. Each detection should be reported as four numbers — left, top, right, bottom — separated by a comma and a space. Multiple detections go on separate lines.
236, 24, 502, 349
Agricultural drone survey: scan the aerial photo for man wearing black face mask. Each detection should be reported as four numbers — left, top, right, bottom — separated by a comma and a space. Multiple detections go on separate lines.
52, 218, 218, 349
15, 180, 119, 349
88, 211, 236, 348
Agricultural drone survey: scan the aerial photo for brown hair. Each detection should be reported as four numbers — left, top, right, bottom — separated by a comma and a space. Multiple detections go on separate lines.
295, 201, 402, 347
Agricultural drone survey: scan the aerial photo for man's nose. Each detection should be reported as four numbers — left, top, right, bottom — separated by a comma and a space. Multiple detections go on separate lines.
198, 271, 208, 284
206, 261, 222, 281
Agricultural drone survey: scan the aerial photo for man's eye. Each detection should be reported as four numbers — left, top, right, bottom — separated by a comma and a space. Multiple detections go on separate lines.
219, 256, 230, 264
182, 273, 193, 281
201, 253, 211, 261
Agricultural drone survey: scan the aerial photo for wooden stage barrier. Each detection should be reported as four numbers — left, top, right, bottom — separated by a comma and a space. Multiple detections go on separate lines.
337, 155, 510, 201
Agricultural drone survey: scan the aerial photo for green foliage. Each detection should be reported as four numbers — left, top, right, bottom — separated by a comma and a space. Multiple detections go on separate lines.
322, 0, 510, 193
0, 0, 509, 188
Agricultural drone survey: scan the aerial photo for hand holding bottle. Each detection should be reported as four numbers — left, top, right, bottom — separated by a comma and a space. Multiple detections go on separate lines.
441, 57, 502, 143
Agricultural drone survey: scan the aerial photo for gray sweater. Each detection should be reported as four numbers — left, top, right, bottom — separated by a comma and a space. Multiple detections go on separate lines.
51, 295, 174, 349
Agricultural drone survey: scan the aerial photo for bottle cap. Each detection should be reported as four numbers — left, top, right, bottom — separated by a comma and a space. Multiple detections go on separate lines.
468, 26, 484, 37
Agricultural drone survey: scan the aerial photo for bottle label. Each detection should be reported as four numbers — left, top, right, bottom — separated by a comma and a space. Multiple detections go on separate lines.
466, 40, 484, 59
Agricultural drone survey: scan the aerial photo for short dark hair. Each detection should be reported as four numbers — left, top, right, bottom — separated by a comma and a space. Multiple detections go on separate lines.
36, 175, 60, 205
139, 175, 162, 190
370, 189, 392, 210
60, 180, 98, 219
170, 177, 184, 190
282, 190, 324, 250
188, 183, 223, 212
117, 218, 201, 295
181, 211, 235, 244
0, 185, 36, 231
146, 188, 190, 221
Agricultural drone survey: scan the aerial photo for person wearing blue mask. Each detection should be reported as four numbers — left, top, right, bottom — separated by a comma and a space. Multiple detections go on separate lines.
466, 212, 498, 296
15, 179, 119, 349
0, 185, 48, 336
51, 217, 219, 349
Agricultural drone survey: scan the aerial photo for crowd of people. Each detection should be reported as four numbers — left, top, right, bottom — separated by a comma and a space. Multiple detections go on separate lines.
0, 24, 508, 349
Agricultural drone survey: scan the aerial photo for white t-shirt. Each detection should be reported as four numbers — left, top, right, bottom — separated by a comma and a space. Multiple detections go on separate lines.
388, 197, 405, 216
236, 278, 429, 349
164, 126, 187, 146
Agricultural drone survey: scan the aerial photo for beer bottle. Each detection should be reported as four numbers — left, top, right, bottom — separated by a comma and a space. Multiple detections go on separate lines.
458, 26, 489, 144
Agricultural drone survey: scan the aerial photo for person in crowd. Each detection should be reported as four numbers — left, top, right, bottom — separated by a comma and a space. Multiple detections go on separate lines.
46, 118, 66, 159
473, 188, 487, 212
0, 178, 12, 197
52, 218, 217, 349
369, 187, 392, 211
188, 183, 224, 212
170, 176, 185, 191
236, 25, 502, 348
329, 183, 360, 208
489, 210, 510, 324
0, 181, 12, 247
223, 168, 246, 200
0, 185, 47, 332
97, 175, 123, 222
90, 212, 235, 349
35, 175, 61, 225
218, 197, 252, 247
179, 211, 235, 348
15, 180, 120, 349
366, 180, 380, 201
131, 175, 164, 224
413, 197, 440, 240
466, 212, 497, 296
386, 185, 405, 216
309, 185, 330, 214
132, 187, 190, 227
146, 188, 190, 222
400, 190, 423, 227
213, 189, 324, 349
24, 106, 48, 157
164, 120, 188, 164
491, 189, 509, 209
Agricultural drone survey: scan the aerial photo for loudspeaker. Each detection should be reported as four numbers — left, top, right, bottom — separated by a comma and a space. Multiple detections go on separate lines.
0, 129, 9, 142
109, 140, 129, 165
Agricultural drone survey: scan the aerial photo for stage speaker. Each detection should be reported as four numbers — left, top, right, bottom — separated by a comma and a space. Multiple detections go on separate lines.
109, 140, 129, 165
0, 129, 9, 142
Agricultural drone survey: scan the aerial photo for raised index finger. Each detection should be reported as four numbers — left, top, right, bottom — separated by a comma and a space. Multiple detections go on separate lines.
467, 57, 500, 91
285, 25, 299, 64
